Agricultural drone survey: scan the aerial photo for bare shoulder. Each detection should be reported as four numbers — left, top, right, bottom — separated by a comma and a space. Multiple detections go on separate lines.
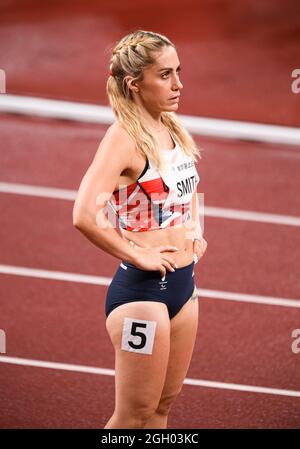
91, 121, 137, 172
73, 122, 139, 223
103, 122, 136, 155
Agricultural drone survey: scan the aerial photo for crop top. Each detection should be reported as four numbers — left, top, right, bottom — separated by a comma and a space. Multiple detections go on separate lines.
108, 130, 200, 232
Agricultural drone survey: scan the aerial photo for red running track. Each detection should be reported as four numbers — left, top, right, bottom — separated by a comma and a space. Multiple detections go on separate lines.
0, 115, 300, 428
1, 0, 300, 429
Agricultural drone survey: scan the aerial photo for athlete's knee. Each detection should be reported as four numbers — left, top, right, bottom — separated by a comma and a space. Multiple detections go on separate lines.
116, 403, 158, 427
155, 389, 182, 416
136, 404, 158, 424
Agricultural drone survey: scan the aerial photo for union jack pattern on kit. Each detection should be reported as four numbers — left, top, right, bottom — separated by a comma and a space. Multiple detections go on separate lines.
108, 134, 200, 232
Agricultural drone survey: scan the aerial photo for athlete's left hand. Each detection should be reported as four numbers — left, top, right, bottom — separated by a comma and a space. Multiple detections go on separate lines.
193, 237, 207, 263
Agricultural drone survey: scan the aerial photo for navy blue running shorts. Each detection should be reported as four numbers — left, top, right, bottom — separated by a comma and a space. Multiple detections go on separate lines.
105, 260, 197, 319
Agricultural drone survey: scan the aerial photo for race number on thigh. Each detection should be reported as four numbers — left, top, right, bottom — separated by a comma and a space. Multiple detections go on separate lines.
121, 317, 157, 355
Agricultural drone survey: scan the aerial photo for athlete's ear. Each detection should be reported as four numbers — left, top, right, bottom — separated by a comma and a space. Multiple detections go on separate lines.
125, 75, 139, 93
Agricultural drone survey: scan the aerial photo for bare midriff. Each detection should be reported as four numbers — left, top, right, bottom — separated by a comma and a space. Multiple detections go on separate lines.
121, 218, 196, 268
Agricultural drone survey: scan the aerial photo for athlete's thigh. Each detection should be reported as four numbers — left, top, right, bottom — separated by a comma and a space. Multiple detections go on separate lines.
159, 294, 199, 403
106, 301, 171, 415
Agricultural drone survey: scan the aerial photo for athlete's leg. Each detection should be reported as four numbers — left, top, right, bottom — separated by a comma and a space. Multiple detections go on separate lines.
104, 300, 171, 429
143, 289, 199, 428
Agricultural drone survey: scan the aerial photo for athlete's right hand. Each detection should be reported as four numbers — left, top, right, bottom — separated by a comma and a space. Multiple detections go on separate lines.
131, 245, 178, 279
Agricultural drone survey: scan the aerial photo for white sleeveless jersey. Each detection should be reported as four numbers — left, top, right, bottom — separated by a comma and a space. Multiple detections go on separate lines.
108, 131, 200, 232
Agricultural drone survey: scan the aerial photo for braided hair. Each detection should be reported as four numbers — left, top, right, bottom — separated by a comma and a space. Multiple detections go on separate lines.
106, 30, 202, 171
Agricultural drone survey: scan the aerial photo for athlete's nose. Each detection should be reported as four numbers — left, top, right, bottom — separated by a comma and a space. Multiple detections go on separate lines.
174, 77, 183, 90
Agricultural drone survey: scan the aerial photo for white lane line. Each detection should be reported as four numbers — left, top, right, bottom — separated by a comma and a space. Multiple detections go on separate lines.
0, 182, 77, 201
206, 206, 300, 227
1, 264, 300, 309
1, 94, 300, 146
0, 356, 115, 376
1, 182, 300, 227
0, 264, 111, 286
0, 355, 299, 398
0, 94, 114, 125
197, 289, 300, 308
184, 377, 300, 398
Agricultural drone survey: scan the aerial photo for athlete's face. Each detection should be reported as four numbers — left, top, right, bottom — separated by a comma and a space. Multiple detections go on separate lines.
132, 46, 183, 113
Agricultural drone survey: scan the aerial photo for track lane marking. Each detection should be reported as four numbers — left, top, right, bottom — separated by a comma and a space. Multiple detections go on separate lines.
1, 94, 300, 146
1, 264, 300, 308
0, 355, 299, 398
1, 182, 300, 227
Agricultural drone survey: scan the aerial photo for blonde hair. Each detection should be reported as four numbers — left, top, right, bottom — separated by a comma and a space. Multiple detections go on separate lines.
106, 30, 202, 172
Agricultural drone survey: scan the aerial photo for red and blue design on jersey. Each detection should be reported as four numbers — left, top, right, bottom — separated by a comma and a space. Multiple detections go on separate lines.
108, 138, 200, 232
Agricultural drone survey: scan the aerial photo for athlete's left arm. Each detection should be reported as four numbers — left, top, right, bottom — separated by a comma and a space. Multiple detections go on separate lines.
191, 189, 202, 240
191, 190, 207, 262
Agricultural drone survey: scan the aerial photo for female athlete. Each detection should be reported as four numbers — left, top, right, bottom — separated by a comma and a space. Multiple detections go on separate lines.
73, 30, 207, 429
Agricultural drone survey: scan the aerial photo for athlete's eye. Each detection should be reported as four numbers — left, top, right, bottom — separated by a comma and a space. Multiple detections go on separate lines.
162, 69, 181, 79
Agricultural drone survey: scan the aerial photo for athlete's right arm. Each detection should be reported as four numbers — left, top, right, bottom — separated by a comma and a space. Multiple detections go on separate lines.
72, 123, 139, 264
